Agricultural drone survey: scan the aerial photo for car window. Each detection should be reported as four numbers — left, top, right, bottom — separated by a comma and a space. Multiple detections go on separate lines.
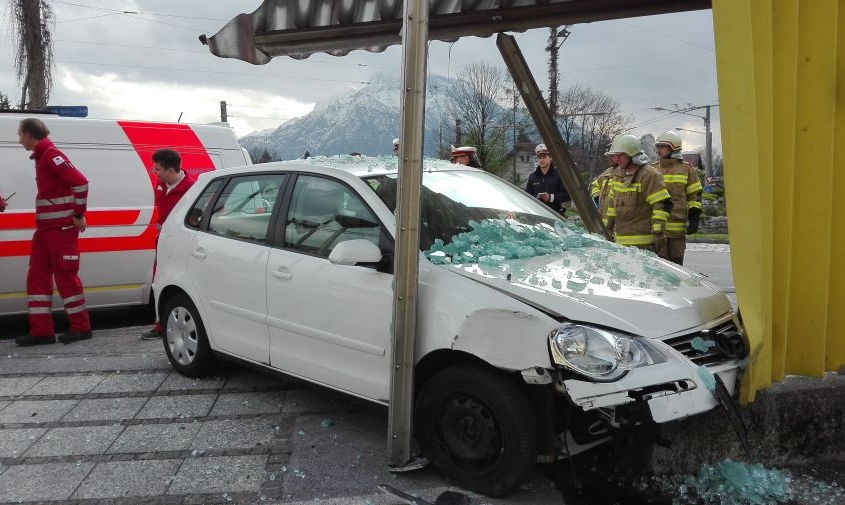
207, 174, 286, 244
285, 175, 381, 257
185, 179, 224, 230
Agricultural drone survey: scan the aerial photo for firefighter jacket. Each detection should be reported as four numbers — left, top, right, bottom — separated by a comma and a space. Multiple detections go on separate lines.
154, 171, 196, 229
31, 138, 89, 230
651, 159, 703, 238
606, 164, 671, 247
525, 164, 571, 213
590, 166, 615, 224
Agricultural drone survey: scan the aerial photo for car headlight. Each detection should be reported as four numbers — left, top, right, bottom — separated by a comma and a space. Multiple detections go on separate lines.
548, 323, 666, 382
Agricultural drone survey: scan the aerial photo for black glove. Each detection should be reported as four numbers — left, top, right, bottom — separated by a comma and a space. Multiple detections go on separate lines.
686, 218, 700, 235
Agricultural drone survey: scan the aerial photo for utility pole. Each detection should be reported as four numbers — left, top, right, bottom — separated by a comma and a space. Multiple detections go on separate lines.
545, 26, 571, 121
454, 118, 462, 146
220, 101, 228, 123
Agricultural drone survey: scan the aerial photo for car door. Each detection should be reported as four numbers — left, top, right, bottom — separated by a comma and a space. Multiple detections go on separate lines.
266, 174, 393, 400
186, 173, 287, 364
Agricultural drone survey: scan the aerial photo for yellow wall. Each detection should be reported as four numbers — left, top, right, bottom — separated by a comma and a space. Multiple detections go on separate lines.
712, 0, 845, 403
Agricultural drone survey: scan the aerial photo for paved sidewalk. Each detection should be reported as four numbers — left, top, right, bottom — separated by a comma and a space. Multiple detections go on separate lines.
0, 328, 562, 505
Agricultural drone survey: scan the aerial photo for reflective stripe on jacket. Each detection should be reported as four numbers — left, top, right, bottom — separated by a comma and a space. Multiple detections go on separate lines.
606, 164, 671, 246
651, 159, 703, 237
31, 138, 89, 230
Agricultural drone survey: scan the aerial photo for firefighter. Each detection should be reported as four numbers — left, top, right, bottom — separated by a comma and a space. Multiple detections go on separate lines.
652, 130, 703, 265
604, 134, 672, 257
590, 165, 615, 225
15, 118, 92, 346
449, 145, 482, 168
525, 143, 570, 214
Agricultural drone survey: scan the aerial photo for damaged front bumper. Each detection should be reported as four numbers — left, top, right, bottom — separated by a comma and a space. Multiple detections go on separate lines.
555, 313, 746, 424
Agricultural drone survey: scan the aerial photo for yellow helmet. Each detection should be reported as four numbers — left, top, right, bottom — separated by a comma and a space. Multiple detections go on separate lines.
605, 134, 643, 157
655, 130, 682, 151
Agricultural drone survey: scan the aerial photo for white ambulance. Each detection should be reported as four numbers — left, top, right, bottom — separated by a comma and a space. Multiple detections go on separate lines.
0, 112, 251, 316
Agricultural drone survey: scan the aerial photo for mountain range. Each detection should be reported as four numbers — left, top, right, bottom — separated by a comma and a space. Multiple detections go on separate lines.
239, 73, 455, 161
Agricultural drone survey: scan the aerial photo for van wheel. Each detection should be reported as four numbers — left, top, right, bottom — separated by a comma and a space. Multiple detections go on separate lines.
161, 294, 216, 378
416, 364, 537, 497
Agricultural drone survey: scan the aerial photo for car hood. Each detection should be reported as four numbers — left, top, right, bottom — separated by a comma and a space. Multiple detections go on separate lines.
426, 221, 730, 338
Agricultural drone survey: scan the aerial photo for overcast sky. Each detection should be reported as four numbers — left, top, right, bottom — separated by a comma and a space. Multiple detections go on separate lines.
0, 1, 721, 152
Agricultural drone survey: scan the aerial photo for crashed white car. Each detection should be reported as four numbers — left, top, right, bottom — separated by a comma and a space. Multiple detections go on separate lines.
154, 156, 747, 496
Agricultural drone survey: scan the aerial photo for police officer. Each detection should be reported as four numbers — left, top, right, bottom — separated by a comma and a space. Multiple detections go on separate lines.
604, 134, 672, 257
449, 145, 482, 168
525, 143, 570, 214
652, 130, 703, 265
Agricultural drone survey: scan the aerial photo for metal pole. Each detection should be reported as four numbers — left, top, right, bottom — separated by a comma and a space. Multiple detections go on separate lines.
388, 0, 428, 470
496, 33, 609, 239
704, 105, 712, 179
512, 88, 518, 182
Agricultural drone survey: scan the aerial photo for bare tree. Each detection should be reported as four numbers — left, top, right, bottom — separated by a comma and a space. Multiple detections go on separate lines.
557, 84, 633, 180
0, 91, 11, 110
11, 0, 54, 109
446, 63, 509, 175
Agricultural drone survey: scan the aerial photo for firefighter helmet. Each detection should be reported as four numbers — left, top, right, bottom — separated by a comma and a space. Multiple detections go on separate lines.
655, 130, 682, 151
605, 134, 644, 157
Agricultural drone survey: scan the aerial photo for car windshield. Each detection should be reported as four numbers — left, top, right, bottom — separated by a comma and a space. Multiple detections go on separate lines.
365, 169, 603, 264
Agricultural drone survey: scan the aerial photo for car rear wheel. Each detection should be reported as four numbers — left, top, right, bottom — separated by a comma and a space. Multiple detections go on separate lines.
416, 363, 538, 497
161, 293, 216, 378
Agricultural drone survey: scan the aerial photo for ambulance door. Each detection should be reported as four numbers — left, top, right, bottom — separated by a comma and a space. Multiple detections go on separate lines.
186, 173, 287, 364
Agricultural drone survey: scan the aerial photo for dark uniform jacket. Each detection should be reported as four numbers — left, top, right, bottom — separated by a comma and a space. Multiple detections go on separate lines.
525, 165, 570, 213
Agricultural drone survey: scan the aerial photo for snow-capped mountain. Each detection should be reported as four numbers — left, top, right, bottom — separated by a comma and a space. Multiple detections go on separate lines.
240, 73, 454, 161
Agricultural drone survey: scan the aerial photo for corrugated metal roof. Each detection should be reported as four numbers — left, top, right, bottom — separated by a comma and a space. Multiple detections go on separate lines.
201, 0, 709, 64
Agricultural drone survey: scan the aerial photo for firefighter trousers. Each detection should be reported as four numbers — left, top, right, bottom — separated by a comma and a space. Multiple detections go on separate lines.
27, 228, 91, 336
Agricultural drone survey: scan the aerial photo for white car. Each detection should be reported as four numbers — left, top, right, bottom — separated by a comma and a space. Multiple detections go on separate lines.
153, 156, 746, 496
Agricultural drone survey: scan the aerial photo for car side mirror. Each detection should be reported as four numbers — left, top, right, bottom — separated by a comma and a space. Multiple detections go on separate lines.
328, 239, 383, 266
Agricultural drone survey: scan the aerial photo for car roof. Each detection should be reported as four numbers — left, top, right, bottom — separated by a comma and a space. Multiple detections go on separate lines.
201, 155, 481, 181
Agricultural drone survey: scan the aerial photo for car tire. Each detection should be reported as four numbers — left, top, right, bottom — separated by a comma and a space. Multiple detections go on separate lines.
415, 363, 538, 497
161, 293, 217, 378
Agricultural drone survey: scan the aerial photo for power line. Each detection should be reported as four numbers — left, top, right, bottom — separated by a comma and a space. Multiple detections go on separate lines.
53, 1, 230, 21
619, 20, 715, 53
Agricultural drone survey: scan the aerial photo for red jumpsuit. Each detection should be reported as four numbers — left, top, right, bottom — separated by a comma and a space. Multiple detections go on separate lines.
27, 138, 91, 337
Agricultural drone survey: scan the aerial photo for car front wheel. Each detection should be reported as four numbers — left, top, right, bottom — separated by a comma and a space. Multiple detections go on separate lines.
416, 363, 538, 497
161, 293, 216, 378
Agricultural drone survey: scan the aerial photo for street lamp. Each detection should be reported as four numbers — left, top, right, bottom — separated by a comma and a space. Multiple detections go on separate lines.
675, 127, 706, 135
652, 104, 717, 179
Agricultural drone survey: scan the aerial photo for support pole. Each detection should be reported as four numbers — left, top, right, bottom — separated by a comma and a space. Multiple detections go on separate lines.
704, 105, 713, 179
496, 33, 609, 238
388, 0, 428, 470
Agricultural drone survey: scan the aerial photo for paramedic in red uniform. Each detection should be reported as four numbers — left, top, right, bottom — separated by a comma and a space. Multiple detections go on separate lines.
141, 149, 196, 340
16, 118, 93, 346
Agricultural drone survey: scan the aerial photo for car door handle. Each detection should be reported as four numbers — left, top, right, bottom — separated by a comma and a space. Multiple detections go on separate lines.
190, 249, 207, 259
271, 268, 292, 280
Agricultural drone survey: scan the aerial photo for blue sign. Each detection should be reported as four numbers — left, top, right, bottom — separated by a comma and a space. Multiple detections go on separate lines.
46, 105, 88, 118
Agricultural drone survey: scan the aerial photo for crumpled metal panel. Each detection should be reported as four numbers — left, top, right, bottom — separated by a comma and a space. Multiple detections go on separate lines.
202, 0, 709, 64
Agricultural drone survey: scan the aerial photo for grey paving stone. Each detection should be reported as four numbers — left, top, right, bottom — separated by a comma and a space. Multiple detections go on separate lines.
168, 454, 266, 495
0, 427, 47, 458
223, 370, 288, 390
62, 397, 147, 422
0, 376, 41, 397
0, 461, 95, 502
281, 388, 357, 414
159, 372, 228, 391
191, 418, 277, 451
209, 391, 286, 416
1, 354, 171, 374
0, 399, 78, 424
108, 422, 201, 454
74, 459, 181, 499
135, 393, 216, 420
26, 374, 106, 395
91, 372, 168, 394
25, 424, 125, 457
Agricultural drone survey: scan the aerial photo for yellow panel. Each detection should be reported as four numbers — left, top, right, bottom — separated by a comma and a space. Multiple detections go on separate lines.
826, 3, 845, 372
784, 2, 837, 376
712, 0, 772, 402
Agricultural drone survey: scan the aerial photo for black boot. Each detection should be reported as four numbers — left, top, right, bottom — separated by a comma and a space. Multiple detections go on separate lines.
16, 335, 56, 346
57, 330, 93, 344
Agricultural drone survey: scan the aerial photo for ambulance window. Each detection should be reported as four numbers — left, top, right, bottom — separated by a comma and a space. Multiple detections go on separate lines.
186, 179, 223, 230
207, 174, 286, 244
